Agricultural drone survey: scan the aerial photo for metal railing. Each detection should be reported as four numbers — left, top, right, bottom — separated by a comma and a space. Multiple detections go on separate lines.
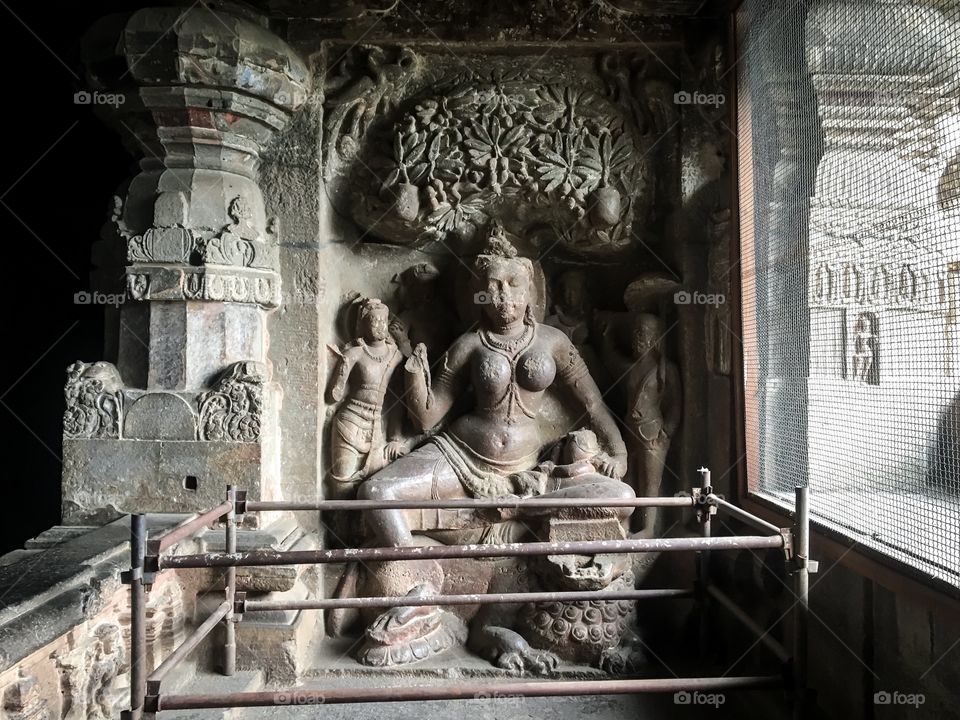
120, 474, 814, 719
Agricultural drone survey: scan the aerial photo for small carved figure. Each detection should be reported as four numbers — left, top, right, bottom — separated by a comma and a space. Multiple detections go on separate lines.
327, 298, 405, 491
506, 429, 636, 529
84, 624, 123, 720
545, 270, 591, 346
603, 312, 682, 536
851, 312, 878, 384
545, 270, 606, 387
389, 262, 456, 362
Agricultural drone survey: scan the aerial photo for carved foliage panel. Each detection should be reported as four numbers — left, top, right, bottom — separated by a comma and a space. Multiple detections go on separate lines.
324, 48, 681, 254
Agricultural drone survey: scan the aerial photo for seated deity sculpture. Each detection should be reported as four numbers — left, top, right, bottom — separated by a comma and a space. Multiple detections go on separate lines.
353, 224, 633, 666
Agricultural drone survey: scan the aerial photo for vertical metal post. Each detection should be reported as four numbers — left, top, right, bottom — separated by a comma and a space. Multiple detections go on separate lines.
224, 486, 237, 676
793, 485, 810, 719
123, 514, 147, 720
696, 467, 712, 658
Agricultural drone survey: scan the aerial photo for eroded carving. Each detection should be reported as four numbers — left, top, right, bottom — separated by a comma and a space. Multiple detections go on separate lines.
198, 361, 269, 442
197, 196, 279, 270
324, 46, 421, 178
1, 673, 48, 720
126, 227, 197, 264
54, 623, 124, 720
63, 362, 123, 439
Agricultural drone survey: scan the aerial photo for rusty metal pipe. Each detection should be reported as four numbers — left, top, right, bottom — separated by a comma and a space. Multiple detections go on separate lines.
245, 496, 696, 512
147, 601, 231, 689
154, 675, 783, 710
124, 514, 147, 720
695, 470, 713, 659
244, 587, 694, 613
223, 486, 237, 677
707, 494, 784, 536
149, 501, 233, 555
707, 585, 790, 663
793, 485, 810, 720
159, 535, 785, 570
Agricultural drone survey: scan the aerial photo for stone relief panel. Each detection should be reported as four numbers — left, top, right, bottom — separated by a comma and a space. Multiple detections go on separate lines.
62, 362, 123, 440
305, 25, 723, 672
323, 49, 678, 255
198, 361, 270, 442
60, 0, 732, 681
53, 623, 123, 720
1, 673, 48, 720
63, 361, 271, 444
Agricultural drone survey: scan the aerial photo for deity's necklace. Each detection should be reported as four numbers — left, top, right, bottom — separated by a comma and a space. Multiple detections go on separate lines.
479, 319, 537, 424
481, 321, 534, 356
360, 339, 393, 362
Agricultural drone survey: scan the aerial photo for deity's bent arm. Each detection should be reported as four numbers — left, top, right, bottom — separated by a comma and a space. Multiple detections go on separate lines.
553, 334, 628, 475
662, 363, 683, 438
403, 335, 472, 433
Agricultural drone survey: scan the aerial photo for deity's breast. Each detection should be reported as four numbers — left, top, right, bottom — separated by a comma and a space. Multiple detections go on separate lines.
517, 350, 556, 391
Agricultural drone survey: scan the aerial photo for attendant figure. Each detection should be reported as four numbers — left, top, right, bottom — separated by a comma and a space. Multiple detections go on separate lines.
327, 298, 404, 494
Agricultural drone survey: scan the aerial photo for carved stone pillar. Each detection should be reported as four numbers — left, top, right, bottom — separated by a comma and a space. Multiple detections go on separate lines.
63, 3, 310, 522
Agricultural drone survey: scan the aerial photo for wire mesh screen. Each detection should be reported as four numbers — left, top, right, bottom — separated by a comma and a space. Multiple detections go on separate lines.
737, 0, 960, 588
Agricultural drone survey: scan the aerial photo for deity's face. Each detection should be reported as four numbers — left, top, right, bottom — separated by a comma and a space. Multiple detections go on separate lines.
631, 316, 662, 359
362, 306, 390, 342
559, 273, 587, 312
480, 258, 530, 328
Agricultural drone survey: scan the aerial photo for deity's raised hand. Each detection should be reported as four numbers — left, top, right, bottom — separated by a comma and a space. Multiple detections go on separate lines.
404, 342, 430, 374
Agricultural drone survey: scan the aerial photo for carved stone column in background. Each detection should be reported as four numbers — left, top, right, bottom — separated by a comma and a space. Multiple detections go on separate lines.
805, 0, 960, 495
742, 0, 821, 496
